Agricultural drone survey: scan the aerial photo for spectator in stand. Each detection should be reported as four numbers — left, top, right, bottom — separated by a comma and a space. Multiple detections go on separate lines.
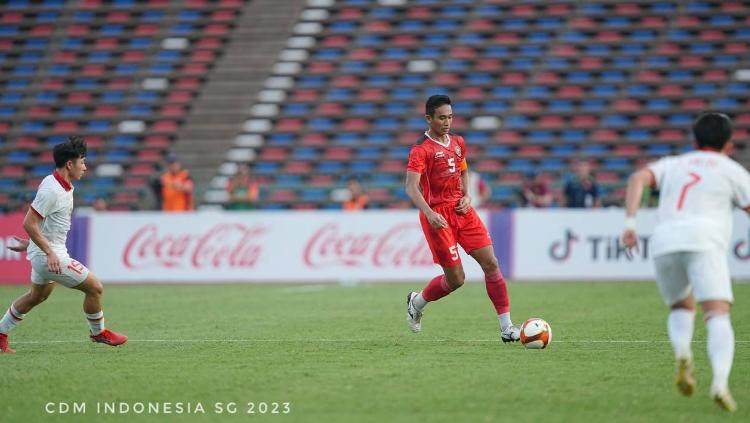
519, 171, 553, 208
160, 154, 193, 212
225, 163, 260, 210
342, 179, 369, 211
563, 159, 601, 208
92, 198, 108, 212
467, 171, 492, 208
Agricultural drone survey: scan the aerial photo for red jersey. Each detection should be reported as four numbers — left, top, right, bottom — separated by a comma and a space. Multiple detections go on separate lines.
407, 133, 468, 207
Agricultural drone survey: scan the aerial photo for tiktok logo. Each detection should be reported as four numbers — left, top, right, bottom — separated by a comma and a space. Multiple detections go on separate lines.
549, 229, 579, 262
735, 230, 750, 261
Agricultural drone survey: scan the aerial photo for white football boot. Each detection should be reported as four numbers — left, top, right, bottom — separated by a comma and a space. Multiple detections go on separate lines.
500, 324, 521, 343
406, 292, 422, 333
675, 357, 695, 396
710, 385, 737, 412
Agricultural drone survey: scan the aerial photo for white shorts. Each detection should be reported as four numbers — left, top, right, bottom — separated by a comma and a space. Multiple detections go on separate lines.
653, 250, 733, 306
30, 254, 90, 288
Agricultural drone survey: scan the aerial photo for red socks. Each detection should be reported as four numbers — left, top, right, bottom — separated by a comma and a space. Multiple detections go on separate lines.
421, 275, 453, 302
484, 271, 510, 314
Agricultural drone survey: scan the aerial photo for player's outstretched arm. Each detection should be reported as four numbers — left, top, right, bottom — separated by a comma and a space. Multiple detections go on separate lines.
23, 209, 61, 273
6, 235, 29, 252
622, 168, 655, 254
405, 171, 447, 229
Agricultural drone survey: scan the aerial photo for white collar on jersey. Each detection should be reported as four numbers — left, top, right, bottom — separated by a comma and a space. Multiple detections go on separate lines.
424, 131, 451, 148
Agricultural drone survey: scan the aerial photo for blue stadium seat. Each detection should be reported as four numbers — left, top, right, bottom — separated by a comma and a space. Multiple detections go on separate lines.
0, 93, 23, 104
101, 91, 125, 103
101, 24, 125, 36
128, 38, 152, 49
19, 51, 42, 63
61, 106, 84, 117
561, 130, 586, 143
351, 161, 376, 173
484, 46, 510, 58
625, 129, 650, 141
647, 144, 672, 156
268, 133, 294, 146
481, 100, 507, 113
508, 159, 534, 173
142, 10, 165, 22
581, 99, 607, 111
0, 107, 17, 118
602, 158, 630, 170
486, 146, 511, 158
300, 188, 327, 202
601, 115, 631, 128
276, 175, 303, 188
8, 151, 32, 162
135, 92, 159, 102
424, 33, 450, 45
169, 24, 194, 35
156, 51, 182, 62
505, 116, 531, 129
254, 163, 280, 174
333, 133, 359, 145
551, 145, 576, 156
351, 103, 377, 115
72, 11, 95, 22
528, 131, 554, 143
48, 64, 71, 76
309, 118, 335, 131
283, 104, 311, 115
366, 133, 390, 145
341, 61, 367, 73
61, 38, 83, 49
582, 145, 608, 155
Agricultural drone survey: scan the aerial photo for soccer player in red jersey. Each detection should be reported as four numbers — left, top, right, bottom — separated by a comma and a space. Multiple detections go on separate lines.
404, 95, 520, 342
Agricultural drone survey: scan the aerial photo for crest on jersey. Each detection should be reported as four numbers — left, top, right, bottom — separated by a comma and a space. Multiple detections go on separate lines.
454, 147, 462, 157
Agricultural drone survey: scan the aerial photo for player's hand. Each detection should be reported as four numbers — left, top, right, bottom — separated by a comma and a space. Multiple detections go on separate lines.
455, 196, 472, 215
622, 229, 639, 260
47, 251, 61, 274
426, 210, 448, 229
7, 236, 29, 252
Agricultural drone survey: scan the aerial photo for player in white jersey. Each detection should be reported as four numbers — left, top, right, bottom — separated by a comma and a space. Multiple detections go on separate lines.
0, 136, 127, 353
622, 112, 750, 412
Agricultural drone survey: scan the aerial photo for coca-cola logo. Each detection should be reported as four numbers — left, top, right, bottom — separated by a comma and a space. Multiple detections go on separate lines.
123, 223, 266, 269
303, 222, 434, 267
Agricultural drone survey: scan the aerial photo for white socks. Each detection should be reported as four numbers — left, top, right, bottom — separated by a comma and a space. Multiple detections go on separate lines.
86, 311, 105, 335
498, 312, 513, 330
0, 304, 25, 334
412, 293, 428, 312
706, 313, 734, 392
667, 309, 695, 360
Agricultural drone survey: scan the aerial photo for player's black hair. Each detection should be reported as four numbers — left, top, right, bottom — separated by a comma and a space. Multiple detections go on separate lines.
692, 112, 732, 150
425, 94, 452, 117
53, 135, 87, 168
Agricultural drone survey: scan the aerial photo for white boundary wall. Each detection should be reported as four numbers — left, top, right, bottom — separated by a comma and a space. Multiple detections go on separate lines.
89, 211, 486, 283
512, 209, 750, 280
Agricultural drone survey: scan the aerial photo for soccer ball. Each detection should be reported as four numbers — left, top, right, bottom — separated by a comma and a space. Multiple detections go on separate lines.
520, 318, 552, 349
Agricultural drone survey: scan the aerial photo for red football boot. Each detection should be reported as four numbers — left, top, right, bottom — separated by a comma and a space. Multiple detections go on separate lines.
0, 333, 15, 353
90, 329, 128, 346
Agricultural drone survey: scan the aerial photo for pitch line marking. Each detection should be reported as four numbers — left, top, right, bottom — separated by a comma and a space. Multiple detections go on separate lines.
9, 339, 750, 344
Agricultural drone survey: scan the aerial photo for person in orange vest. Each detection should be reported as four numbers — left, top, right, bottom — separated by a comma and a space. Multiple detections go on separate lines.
160, 154, 193, 212
342, 178, 368, 211
225, 163, 260, 210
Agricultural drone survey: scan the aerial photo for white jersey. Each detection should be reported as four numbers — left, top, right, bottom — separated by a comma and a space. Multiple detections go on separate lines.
648, 150, 750, 257
27, 172, 75, 260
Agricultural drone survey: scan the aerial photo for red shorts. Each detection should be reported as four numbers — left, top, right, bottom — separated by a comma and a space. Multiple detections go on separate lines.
419, 204, 493, 267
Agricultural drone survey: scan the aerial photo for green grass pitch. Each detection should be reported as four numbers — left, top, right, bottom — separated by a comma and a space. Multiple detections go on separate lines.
1, 281, 748, 422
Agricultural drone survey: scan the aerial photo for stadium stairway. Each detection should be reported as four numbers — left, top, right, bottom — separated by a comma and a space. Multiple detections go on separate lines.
171, 0, 306, 204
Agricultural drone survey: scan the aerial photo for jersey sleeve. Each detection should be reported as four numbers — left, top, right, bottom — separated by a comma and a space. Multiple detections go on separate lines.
646, 156, 673, 189
730, 164, 750, 208
458, 136, 468, 172
30, 186, 58, 218
406, 145, 427, 174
